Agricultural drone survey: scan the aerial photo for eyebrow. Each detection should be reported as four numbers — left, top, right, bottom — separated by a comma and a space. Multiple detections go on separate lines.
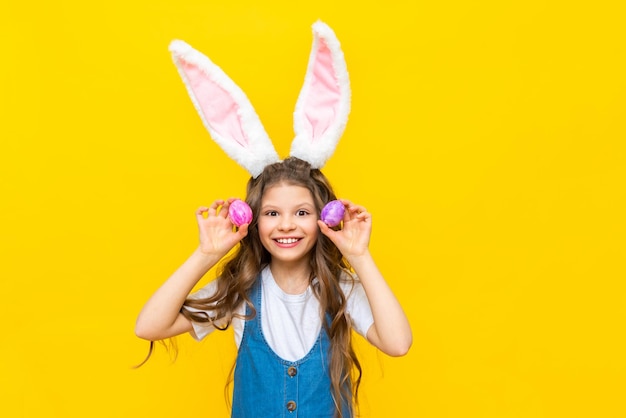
261, 202, 316, 210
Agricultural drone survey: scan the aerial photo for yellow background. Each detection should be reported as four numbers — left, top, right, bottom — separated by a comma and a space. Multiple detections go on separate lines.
2, 1, 625, 417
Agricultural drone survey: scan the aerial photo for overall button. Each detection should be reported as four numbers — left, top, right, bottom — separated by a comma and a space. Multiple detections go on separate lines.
287, 366, 297, 377
286, 400, 297, 412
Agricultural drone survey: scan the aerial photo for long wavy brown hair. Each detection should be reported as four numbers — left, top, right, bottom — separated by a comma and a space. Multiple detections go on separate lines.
182, 157, 362, 417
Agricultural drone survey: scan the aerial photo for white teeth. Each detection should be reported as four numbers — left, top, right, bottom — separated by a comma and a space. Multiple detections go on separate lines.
276, 238, 299, 244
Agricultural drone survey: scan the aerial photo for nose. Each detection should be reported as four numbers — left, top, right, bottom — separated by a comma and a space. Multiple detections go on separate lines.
278, 215, 296, 231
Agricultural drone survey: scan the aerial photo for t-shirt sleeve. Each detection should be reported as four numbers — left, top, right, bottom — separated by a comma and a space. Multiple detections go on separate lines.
342, 274, 375, 338
185, 280, 221, 341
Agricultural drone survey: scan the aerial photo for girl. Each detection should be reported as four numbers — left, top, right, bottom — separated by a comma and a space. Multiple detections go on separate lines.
135, 158, 412, 417
136, 21, 412, 417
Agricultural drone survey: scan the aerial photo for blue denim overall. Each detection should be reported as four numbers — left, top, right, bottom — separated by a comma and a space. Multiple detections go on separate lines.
231, 278, 352, 418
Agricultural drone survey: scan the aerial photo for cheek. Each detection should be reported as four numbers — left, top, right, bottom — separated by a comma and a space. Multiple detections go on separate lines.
257, 219, 271, 236
306, 219, 320, 237
257, 217, 281, 238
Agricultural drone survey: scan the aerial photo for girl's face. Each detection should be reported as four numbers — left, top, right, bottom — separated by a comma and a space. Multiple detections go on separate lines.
258, 183, 319, 266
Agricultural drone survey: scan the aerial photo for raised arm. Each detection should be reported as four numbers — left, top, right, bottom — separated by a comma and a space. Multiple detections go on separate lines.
135, 199, 248, 341
318, 200, 412, 357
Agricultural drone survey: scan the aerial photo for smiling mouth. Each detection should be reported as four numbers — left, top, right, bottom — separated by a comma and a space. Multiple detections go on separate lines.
275, 238, 301, 244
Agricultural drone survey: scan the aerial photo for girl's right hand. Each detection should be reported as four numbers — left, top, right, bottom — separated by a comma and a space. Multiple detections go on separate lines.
196, 199, 249, 258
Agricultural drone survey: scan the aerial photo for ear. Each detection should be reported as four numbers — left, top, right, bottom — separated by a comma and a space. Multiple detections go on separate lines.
290, 21, 351, 169
169, 40, 279, 178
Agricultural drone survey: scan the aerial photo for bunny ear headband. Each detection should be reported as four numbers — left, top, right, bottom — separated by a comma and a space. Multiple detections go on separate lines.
169, 21, 350, 178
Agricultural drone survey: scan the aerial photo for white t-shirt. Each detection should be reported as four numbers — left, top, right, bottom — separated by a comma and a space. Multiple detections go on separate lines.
188, 266, 374, 362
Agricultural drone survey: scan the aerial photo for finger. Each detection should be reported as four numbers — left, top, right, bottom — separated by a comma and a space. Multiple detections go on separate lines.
348, 204, 368, 217
317, 220, 335, 238
218, 199, 232, 218
236, 223, 250, 238
207, 199, 225, 217
355, 206, 369, 217
344, 207, 370, 224
340, 203, 363, 221
351, 208, 370, 224
219, 198, 239, 218
347, 203, 365, 213
338, 198, 352, 209
357, 211, 371, 222
196, 206, 210, 220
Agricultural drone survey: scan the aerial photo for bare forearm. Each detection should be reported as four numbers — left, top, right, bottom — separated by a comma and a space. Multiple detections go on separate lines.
347, 252, 412, 356
135, 248, 221, 340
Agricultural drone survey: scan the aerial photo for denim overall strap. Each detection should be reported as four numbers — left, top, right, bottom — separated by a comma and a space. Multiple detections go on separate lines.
231, 277, 352, 418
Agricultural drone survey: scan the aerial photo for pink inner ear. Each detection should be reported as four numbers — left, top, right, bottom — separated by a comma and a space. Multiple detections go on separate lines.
181, 61, 248, 147
303, 39, 340, 142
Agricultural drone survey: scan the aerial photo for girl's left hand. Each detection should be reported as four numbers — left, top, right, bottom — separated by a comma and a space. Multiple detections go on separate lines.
318, 199, 372, 259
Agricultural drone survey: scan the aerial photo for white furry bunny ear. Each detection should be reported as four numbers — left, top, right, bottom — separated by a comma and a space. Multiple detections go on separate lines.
290, 21, 351, 169
169, 40, 280, 178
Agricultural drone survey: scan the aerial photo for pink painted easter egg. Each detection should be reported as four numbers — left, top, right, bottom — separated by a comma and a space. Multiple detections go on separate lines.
320, 200, 345, 227
228, 199, 253, 227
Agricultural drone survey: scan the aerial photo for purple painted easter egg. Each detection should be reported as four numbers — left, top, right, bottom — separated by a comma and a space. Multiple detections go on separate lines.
228, 199, 253, 227
321, 200, 345, 227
